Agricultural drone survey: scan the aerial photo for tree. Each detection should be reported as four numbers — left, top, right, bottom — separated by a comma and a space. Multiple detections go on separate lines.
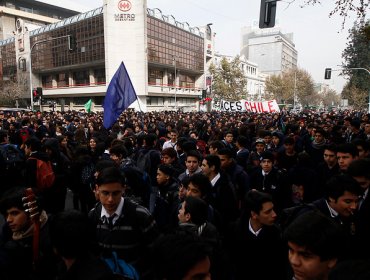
341, 20, 370, 107
341, 83, 368, 110
319, 88, 340, 108
265, 68, 317, 107
301, 0, 368, 27
0, 73, 28, 107
209, 55, 248, 101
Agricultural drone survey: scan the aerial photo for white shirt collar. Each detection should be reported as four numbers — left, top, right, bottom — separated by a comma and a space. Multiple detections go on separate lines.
249, 218, 262, 236
262, 170, 269, 176
210, 173, 221, 187
325, 199, 339, 218
101, 197, 124, 225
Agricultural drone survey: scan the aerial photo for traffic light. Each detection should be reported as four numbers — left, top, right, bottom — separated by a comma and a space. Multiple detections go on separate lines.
259, 0, 277, 28
36, 87, 43, 98
202, 89, 207, 99
33, 89, 39, 102
68, 35, 77, 51
324, 68, 332, 79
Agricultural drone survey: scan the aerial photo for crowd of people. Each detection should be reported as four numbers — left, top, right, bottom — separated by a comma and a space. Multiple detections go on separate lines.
0, 107, 369, 280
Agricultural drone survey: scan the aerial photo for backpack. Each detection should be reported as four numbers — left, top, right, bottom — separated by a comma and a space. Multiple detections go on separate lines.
103, 251, 140, 280
278, 203, 317, 231
0, 144, 24, 172
90, 200, 141, 280
121, 165, 151, 208
135, 150, 154, 174
29, 157, 56, 189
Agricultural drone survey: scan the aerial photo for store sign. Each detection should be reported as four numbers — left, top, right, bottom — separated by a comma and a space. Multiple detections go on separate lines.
115, 0, 135, 21
118, 0, 131, 11
219, 99, 280, 113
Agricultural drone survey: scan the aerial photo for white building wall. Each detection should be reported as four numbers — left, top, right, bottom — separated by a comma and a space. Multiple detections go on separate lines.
103, 0, 148, 111
241, 26, 297, 76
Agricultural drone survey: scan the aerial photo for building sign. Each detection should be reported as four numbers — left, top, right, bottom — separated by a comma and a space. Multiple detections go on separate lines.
115, 0, 135, 21
219, 99, 280, 113
118, 0, 132, 11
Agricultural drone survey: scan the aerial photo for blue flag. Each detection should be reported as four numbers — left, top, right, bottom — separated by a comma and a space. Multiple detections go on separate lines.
103, 62, 138, 129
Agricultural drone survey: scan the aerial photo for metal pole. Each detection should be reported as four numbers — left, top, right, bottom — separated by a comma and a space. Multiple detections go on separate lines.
174, 56, 177, 111
29, 48, 34, 111
29, 35, 71, 111
293, 71, 297, 110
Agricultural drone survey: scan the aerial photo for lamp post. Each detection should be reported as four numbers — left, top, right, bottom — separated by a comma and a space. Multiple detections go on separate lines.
325, 67, 370, 113
173, 55, 177, 111
29, 35, 72, 111
293, 71, 297, 110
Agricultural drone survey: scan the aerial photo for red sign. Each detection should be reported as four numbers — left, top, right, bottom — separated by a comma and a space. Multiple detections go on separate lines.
118, 0, 132, 12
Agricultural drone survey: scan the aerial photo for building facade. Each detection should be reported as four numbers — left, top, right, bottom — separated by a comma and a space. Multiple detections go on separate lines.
213, 53, 267, 100
0, 0, 213, 112
240, 26, 298, 76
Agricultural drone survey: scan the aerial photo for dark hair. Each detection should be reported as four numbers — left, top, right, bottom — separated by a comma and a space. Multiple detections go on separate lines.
218, 148, 233, 159
161, 147, 177, 159
109, 144, 128, 159
188, 173, 212, 200
24, 137, 42, 152
152, 232, 211, 280
336, 143, 359, 158
244, 190, 273, 217
158, 164, 175, 177
0, 187, 27, 215
236, 135, 248, 147
284, 211, 344, 261
144, 133, 157, 147
204, 154, 221, 174
183, 196, 208, 226
49, 210, 95, 258
208, 140, 225, 151
185, 150, 201, 162
182, 141, 197, 153
96, 166, 125, 187
347, 159, 370, 179
325, 174, 363, 201
324, 143, 337, 154
95, 159, 116, 173
352, 139, 369, 152
0, 130, 8, 143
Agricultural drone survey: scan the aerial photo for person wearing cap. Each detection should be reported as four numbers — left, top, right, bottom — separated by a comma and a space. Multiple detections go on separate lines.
153, 164, 180, 231
249, 151, 290, 214
247, 138, 266, 171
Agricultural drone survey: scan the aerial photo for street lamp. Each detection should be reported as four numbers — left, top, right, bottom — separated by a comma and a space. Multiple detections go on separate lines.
172, 55, 177, 111
325, 67, 370, 113
28, 34, 73, 111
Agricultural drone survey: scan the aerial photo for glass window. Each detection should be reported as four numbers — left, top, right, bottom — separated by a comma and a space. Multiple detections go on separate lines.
73, 70, 89, 86
57, 73, 69, 87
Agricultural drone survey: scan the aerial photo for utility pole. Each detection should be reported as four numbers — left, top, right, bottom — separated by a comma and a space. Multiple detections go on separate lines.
173, 55, 177, 111
293, 71, 297, 110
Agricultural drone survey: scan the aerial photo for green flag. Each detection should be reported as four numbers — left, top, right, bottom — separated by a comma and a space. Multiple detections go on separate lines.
84, 99, 92, 113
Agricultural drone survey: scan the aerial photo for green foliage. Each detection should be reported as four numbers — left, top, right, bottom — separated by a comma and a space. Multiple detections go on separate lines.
265, 68, 316, 106
342, 21, 370, 90
341, 83, 368, 110
341, 21, 370, 108
209, 56, 248, 101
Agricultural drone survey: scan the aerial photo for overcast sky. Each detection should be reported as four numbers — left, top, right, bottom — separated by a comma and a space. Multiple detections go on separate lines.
39, 0, 361, 93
